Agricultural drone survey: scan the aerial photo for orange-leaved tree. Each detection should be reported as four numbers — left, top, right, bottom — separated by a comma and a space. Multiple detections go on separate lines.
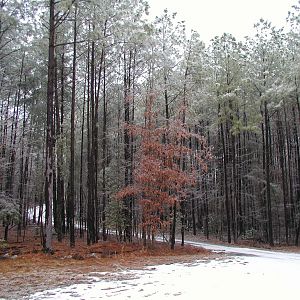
117, 95, 210, 248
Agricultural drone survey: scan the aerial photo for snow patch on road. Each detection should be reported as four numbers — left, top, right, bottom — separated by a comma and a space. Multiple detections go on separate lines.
185, 240, 300, 260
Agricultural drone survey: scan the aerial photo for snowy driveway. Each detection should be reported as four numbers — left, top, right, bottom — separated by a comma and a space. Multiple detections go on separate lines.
27, 241, 300, 300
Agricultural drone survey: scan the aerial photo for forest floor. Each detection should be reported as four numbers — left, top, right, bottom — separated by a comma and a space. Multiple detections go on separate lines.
0, 226, 214, 300
27, 241, 300, 300
1, 226, 300, 299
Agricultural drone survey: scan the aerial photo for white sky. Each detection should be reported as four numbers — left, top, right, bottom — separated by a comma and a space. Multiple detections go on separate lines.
147, 0, 297, 43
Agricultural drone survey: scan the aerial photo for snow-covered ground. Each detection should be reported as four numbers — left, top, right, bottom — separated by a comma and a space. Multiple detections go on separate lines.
27, 241, 300, 300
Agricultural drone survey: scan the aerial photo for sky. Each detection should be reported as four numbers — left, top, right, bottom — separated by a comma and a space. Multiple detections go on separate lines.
147, 0, 297, 43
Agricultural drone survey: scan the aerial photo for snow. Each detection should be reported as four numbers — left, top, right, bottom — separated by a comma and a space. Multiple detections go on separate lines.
186, 240, 300, 261
27, 242, 300, 300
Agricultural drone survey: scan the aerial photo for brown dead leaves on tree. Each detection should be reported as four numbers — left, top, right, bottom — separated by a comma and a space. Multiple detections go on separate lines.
117, 95, 211, 244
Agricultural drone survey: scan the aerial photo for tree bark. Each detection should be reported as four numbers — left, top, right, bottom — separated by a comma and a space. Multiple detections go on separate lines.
264, 100, 274, 246
44, 0, 56, 252
123, 49, 133, 242
68, 3, 77, 248
220, 120, 231, 244
276, 111, 289, 244
87, 35, 96, 245
101, 49, 107, 241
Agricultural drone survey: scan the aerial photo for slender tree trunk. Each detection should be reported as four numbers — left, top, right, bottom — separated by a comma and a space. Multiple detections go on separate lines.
44, 0, 56, 252
204, 179, 209, 239
4, 220, 9, 241
6, 53, 25, 195
237, 130, 243, 236
94, 42, 105, 241
56, 46, 66, 236
68, 3, 77, 248
130, 49, 137, 237
293, 94, 300, 245
18, 78, 27, 234
220, 120, 231, 244
123, 49, 132, 242
93, 53, 100, 242
264, 100, 274, 246
283, 103, 295, 237
79, 71, 87, 239
53, 54, 58, 238
87, 35, 96, 245
179, 52, 191, 247
191, 194, 197, 236
101, 50, 107, 241
54, 50, 63, 242
170, 202, 177, 250
228, 100, 238, 242
276, 111, 289, 244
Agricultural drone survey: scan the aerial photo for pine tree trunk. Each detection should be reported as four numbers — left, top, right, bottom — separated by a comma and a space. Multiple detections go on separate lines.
87, 36, 96, 245
79, 70, 87, 239
237, 130, 243, 236
68, 4, 77, 248
170, 202, 177, 250
191, 194, 197, 236
204, 179, 209, 239
220, 121, 231, 244
59, 47, 66, 236
284, 104, 295, 237
123, 50, 133, 242
101, 49, 107, 241
276, 111, 289, 244
44, 0, 56, 252
18, 78, 27, 234
94, 42, 105, 241
264, 100, 274, 246
294, 95, 300, 245
54, 50, 63, 242
6, 53, 25, 195
4, 222, 9, 241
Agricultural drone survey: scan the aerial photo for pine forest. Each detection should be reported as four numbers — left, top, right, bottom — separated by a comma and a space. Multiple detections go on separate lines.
2, 0, 300, 253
